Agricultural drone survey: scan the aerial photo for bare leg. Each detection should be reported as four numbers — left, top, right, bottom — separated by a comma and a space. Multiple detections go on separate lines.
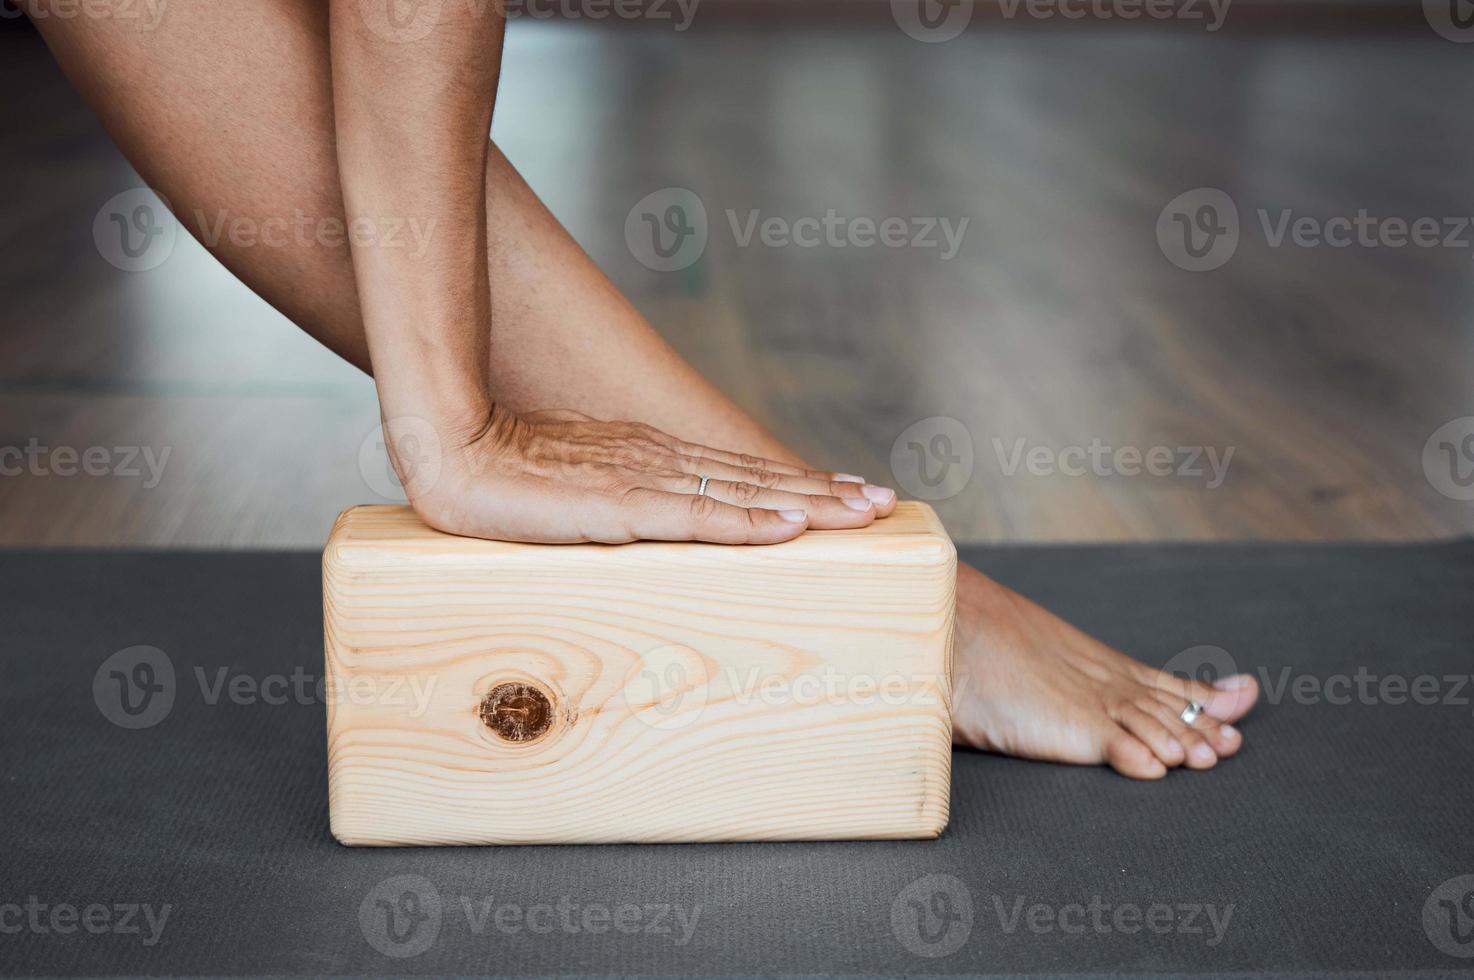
28, 0, 1258, 778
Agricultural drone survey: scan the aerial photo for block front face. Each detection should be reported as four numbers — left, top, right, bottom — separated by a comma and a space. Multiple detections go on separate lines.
323, 504, 955, 846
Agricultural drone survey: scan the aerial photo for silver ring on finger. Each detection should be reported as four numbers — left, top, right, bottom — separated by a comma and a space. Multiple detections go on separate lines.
696, 475, 711, 497
1179, 700, 1204, 725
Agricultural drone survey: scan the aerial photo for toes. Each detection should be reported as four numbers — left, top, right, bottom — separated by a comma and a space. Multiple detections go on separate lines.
1154, 671, 1259, 724
1116, 704, 1186, 768
1106, 730, 1168, 781
1145, 696, 1226, 768
1205, 720, 1242, 758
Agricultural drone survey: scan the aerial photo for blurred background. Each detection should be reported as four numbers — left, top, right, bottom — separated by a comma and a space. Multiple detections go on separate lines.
2, 0, 1472, 547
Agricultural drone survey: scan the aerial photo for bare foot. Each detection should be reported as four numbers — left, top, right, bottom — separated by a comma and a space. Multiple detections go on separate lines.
950, 564, 1259, 779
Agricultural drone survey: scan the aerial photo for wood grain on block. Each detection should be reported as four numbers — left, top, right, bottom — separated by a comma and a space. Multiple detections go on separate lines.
322, 502, 956, 846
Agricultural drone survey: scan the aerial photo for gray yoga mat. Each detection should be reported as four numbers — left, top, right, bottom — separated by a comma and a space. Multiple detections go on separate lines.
1, 540, 1472, 977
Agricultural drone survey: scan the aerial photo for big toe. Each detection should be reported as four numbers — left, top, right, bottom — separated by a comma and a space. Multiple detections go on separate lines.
1204, 674, 1259, 723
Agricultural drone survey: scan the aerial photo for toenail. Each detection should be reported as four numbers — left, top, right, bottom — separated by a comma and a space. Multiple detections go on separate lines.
1167, 738, 1184, 755
1220, 724, 1238, 739
1214, 675, 1251, 690
1191, 743, 1215, 763
861, 485, 895, 504
842, 496, 874, 512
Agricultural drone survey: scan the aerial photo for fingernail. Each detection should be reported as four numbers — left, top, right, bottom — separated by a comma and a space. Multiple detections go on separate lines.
842, 496, 874, 512
778, 510, 808, 523
1214, 675, 1251, 690
834, 473, 866, 483
1220, 724, 1238, 739
861, 485, 895, 504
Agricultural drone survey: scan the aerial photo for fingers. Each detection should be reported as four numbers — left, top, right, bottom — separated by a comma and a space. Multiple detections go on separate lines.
615, 487, 810, 545
674, 443, 841, 483
668, 456, 898, 514
649, 476, 877, 528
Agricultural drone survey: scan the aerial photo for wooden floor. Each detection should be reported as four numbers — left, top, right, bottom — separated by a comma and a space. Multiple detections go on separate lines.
1, 19, 1472, 547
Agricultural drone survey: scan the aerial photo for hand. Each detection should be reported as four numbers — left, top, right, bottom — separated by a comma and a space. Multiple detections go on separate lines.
385, 406, 898, 545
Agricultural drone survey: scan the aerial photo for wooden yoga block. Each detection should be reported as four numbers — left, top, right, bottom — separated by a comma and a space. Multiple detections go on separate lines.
322, 502, 956, 846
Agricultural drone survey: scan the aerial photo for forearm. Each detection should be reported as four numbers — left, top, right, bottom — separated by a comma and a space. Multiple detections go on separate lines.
329, 0, 505, 437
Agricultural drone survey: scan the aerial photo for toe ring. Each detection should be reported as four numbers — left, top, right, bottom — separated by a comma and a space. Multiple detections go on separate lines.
1180, 700, 1204, 725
